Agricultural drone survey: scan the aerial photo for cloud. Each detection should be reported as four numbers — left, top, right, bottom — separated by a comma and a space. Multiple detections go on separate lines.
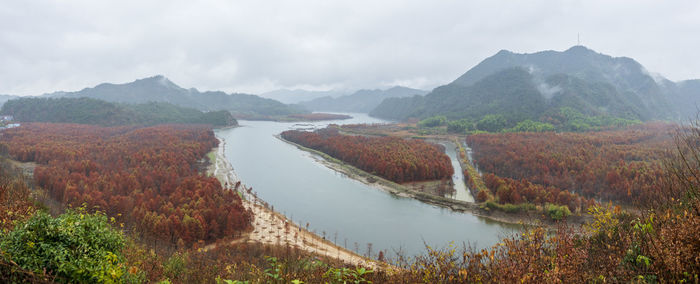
537, 83, 562, 100
1, 0, 699, 96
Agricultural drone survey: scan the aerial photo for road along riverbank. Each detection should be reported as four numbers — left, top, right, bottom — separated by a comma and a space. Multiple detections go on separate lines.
208, 133, 385, 270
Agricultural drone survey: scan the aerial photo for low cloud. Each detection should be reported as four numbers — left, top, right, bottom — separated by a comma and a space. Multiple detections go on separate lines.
537, 83, 562, 100
0, 1, 698, 96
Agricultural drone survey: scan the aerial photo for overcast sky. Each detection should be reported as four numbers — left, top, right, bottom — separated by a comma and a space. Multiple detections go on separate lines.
1, 0, 699, 96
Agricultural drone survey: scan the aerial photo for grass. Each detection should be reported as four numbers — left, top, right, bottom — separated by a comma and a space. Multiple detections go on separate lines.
207, 150, 216, 164
455, 140, 489, 195
482, 201, 537, 213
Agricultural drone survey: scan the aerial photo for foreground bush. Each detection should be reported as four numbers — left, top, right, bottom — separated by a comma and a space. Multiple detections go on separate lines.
0, 209, 129, 283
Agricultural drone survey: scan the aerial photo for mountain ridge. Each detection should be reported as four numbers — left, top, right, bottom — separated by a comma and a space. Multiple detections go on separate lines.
43, 75, 305, 117
371, 46, 699, 122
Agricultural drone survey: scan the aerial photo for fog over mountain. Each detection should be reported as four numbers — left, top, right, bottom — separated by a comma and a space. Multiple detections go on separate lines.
371, 46, 700, 121
260, 89, 349, 104
299, 86, 427, 113
2, 1, 699, 96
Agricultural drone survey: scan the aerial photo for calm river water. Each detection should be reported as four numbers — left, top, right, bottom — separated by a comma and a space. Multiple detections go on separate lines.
217, 113, 517, 258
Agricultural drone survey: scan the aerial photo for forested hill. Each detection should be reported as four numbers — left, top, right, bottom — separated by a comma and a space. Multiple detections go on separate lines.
44, 75, 305, 117
298, 86, 427, 113
0, 94, 18, 107
371, 46, 700, 122
372, 67, 650, 124
0, 97, 237, 127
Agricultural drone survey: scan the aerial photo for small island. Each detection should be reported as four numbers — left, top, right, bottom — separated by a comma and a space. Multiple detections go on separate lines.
280, 126, 454, 192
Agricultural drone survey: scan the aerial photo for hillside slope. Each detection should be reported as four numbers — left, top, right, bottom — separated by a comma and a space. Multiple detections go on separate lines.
46, 75, 304, 117
1, 97, 237, 126
372, 46, 694, 122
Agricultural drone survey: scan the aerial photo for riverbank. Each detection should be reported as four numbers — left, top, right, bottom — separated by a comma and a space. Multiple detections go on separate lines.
276, 134, 570, 227
208, 132, 384, 270
234, 113, 353, 122
336, 125, 599, 226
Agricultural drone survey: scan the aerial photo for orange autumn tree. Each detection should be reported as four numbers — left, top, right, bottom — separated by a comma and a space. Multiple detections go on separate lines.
467, 123, 674, 209
0, 123, 251, 247
282, 127, 453, 183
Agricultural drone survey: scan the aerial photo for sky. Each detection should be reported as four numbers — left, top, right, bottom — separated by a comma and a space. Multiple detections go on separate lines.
1, 0, 699, 96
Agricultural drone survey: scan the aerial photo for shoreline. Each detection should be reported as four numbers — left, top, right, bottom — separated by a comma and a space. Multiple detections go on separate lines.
275, 135, 562, 227
234, 113, 353, 123
428, 139, 475, 202
209, 130, 384, 270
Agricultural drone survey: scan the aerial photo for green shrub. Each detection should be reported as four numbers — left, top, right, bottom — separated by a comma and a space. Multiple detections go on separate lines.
447, 119, 475, 133
163, 252, 188, 282
505, 119, 555, 132
0, 208, 128, 283
557, 107, 641, 132
545, 203, 572, 221
482, 202, 537, 214
476, 115, 507, 132
501, 203, 520, 213
418, 116, 447, 128
484, 201, 498, 211
323, 267, 373, 284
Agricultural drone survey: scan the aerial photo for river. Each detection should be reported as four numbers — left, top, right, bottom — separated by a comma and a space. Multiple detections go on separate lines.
440, 141, 475, 202
217, 113, 517, 258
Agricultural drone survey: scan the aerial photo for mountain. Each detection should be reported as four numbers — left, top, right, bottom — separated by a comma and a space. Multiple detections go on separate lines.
1, 97, 237, 127
372, 68, 545, 122
45, 75, 304, 117
371, 46, 693, 122
260, 89, 348, 104
0, 94, 19, 107
670, 79, 700, 120
299, 86, 427, 113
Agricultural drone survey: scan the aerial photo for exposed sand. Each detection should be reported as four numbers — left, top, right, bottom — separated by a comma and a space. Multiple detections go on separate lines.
208, 134, 383, 270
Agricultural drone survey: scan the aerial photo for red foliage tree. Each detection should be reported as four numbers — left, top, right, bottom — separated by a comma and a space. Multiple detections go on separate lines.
0, 123, 251, 247
281, 127, 453, 183
466, 123, 674, 207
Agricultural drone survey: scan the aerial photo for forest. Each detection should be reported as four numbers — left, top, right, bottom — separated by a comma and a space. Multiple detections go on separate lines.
0, 123, 251, 248
467, 123, 675, 208
281, 127, 453, 183
0, 97, 237, 127
0, 122, 698, 282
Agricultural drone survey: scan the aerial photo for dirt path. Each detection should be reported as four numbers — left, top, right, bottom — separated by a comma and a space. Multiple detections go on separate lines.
208, 135, 382, 270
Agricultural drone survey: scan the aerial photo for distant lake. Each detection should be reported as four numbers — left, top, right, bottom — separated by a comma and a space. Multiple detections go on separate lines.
217, 113, 518, 258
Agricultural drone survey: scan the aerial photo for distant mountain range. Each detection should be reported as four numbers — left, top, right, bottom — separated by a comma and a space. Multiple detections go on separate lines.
42, 75, 305, 117
298, 86, 427, 113
3, 47, 698, 122
371, 46, 700, 122
260, 89, 348, 104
